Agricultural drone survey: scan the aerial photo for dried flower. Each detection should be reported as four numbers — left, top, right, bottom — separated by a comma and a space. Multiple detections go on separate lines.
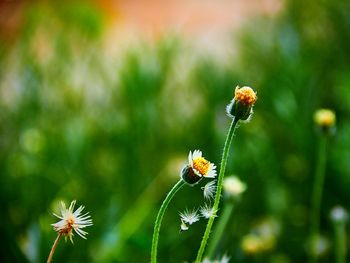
200, 203, 217, 219
51, 200, 93, 243
181, 150, 217, 185
179, 209, 200, 225
202, 181, 217, 200
226, 86, 257, 121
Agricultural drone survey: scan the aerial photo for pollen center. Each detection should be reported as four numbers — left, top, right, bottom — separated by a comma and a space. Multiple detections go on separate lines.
193, 157, 210, 176
235, 86, 257, 105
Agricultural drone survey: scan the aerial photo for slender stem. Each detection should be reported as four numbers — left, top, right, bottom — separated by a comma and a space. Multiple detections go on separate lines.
47, 233, 62, 263
334, 223, 346, 263
207, 202, 234, 259
151, 179, 185, 263
196, 118, 239, 262
309, 135, 327, 262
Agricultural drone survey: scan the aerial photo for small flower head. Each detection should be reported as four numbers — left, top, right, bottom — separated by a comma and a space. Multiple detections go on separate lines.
202, 181, 217, 200
51, 200, 93, 243
200, 203, 217, 219
330, 206, 348, 224
181, 150, 217, 185
313, 109, 336, 135
179, 209, 200, 225
223, 176, 247, 200
226, 86, 257, 121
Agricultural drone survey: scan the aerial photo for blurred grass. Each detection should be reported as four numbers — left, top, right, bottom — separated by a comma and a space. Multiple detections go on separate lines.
1, 0, 350, 262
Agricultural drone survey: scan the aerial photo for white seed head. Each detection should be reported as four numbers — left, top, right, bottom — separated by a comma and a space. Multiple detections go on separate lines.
51, 200, 93, 243
202, 181, 217, 200
179, 209, 200, 225
200, 203, 217, 219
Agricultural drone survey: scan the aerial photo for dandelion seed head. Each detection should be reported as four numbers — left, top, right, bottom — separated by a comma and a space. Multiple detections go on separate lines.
51, 200, 93, 243
179, 209, 199, 225
202, 181, 216, 200
200, 203, 217, 219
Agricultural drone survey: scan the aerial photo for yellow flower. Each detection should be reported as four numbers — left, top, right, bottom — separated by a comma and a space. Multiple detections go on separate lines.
314, 109, 335, 127
181, 150, 217, 185
226, 86, 257, 121
51, 200, 93, 243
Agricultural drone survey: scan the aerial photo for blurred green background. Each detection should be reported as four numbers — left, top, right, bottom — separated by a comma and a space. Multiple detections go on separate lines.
1, 0, 350, 262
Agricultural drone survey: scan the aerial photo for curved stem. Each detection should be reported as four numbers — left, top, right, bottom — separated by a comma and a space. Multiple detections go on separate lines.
206, 202, 234, 259
47, 233, 62, 263
151, 179, 185, 263
196, 118, 239, 262
309, 135, 327, 263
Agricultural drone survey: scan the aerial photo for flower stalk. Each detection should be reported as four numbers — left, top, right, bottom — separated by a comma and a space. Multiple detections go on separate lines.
47, 233, 62, 263
151, 179, 185, 263
195, 117, 239, 262
206, 202, 234, 258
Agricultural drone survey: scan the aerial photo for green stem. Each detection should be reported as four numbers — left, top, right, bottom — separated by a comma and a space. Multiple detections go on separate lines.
334, 223, 346, 263
151, 179, 185, 263
309, 135, 327, 262
196, 118, 239, 262
206, 202, 234, 259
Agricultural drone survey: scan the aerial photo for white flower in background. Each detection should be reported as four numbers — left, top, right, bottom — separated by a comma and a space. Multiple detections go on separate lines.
179, 209, 200, 225
51, 200, 93, 243
200, 203, 217, 219
223, 176, 247, 198
202, 181, 216, 200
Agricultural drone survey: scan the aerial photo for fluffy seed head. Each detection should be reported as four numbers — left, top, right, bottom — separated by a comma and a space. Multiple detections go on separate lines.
51, 200, 93, 243
179, 209, 200, 225
202, 181, 216, 200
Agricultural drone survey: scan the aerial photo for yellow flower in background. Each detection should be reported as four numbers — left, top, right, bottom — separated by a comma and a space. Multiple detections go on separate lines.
314, 109, 336, 127
51, 200, 93, 243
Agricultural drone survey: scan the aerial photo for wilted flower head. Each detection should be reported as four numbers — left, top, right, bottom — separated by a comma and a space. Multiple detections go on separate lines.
181, 150, 217, 185
179, 209, 200, 225
51, 200, 93, 243
313, 109, 336, 135
202, 181, 216, 200
330, 206, 348, 224
223, 176, 247, 199
226, 86, 257, 121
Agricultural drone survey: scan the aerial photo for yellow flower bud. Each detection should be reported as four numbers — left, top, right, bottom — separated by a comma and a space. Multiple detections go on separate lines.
226, 86, 257, 121
313, 109, 336, 135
